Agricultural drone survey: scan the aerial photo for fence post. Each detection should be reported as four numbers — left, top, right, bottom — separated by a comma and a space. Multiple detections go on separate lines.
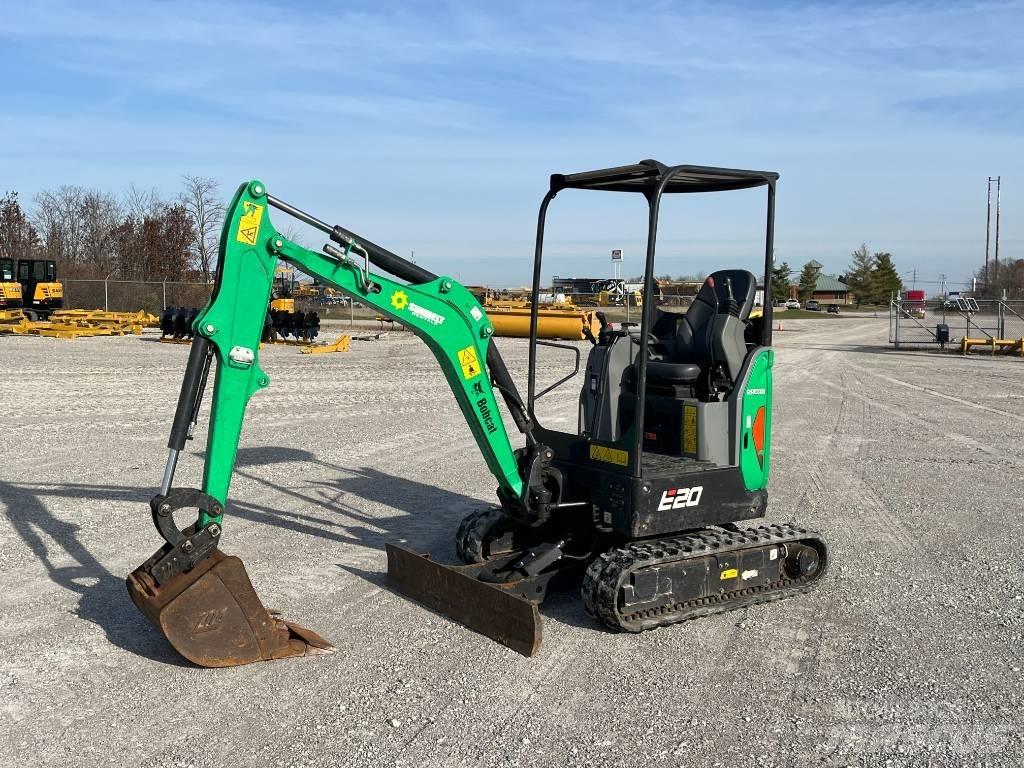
163, 279, 167, 311
104, 276, 109, 311
894, 298, 900, 349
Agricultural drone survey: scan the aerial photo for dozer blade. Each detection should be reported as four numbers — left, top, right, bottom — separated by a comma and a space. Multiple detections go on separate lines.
385, 544, 542, 657
127, 546, 334, 667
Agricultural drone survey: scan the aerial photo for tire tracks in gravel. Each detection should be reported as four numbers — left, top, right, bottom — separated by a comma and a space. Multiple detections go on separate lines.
849, 366, 1024, 424
723, 324, 917, 760
807, 372, 1024, 468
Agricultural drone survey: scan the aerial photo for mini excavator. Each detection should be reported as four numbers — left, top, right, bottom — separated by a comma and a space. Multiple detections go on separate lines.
127, 162, 828, 666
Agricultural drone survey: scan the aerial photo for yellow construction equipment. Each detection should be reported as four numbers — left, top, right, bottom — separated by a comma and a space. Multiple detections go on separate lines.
0, 308, 32, 333
1, 256, 23, 314
300, 334, 351, 354
484, 297, 600, 340
51, 309, 157, 333
0, 307, 157, 339
14, 258, 63, 319
960, 336, 1024, 356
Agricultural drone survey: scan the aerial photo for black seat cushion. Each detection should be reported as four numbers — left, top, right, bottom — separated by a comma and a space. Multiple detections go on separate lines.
647, 360, 700, 383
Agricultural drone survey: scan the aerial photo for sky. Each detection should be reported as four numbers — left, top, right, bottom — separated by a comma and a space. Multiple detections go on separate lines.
1, 0, 1022, 289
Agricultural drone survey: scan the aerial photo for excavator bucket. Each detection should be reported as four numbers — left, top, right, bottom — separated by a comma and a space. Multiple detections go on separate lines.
127, 546, 333, 667
385, 544, 542, 657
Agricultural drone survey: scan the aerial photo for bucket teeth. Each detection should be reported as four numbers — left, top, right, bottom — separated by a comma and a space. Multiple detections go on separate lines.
127, 547, 333, 667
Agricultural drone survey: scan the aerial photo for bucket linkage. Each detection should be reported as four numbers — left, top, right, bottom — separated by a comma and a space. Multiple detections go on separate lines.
127, 337, 333, 667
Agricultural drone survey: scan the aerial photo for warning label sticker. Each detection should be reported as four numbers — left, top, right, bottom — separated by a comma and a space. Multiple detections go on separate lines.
457, 345, 481, 380
236, 201, 264, 245
589, 444, 629, 467
683, 404, 698, 455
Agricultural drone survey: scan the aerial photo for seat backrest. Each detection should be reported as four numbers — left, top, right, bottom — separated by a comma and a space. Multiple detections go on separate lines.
664, 270, 757, 376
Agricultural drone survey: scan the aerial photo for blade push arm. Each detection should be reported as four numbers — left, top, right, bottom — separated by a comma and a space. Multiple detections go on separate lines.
181, 181, 528, 531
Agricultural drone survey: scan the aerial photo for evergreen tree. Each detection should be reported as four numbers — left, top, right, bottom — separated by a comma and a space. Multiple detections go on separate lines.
869, 252, 902, 303
797, 261, 821, 303
845, 243, 875, 306
771, 261, 791, 303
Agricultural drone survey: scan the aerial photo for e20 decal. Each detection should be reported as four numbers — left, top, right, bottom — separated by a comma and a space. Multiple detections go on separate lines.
657, 486, 703, 512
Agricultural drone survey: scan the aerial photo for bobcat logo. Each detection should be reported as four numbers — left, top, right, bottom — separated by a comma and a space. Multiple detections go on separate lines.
192, 607, 228, 635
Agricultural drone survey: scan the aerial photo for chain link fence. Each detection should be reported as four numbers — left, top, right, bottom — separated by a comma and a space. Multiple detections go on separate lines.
62, 279, 214, 313
889, 297, 1024, 348
59, 279, 704, 326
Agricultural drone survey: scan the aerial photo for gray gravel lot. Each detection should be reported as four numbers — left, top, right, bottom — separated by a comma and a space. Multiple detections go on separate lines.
1, 318, 1021, 767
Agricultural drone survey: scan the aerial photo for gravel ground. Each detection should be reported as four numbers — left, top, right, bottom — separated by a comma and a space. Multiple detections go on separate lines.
0, 318, 1021, 767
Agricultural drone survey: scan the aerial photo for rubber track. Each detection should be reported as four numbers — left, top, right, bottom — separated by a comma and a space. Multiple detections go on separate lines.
582, 523, 828, 632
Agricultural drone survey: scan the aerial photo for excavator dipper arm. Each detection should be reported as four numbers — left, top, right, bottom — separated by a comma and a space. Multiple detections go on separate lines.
128, 180, 536, 666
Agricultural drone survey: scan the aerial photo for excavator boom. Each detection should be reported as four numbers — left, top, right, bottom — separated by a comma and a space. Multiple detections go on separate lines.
129, 180, 536, 666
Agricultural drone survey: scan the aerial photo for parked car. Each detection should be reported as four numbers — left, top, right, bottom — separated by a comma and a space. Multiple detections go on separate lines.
827, 304, 840, 314
785, 299, 800, 310
805, 300, 820, 311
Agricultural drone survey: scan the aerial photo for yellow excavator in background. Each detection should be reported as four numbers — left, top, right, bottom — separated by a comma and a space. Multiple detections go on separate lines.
270, 264, 296, 312
1, 254, 63, 321
17, 258, 63, 320
0, 255, 23, 320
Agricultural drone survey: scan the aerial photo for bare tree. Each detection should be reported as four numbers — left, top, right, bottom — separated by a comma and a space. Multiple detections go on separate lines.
80, 190, 123, 273
33, 186, 87, 267
125, 184, 163, 221
111, 202, 196, 281
281, 224, 307, 247
0, 192, 42, 261
179, 175, 224, 281
32, 186, 122, 277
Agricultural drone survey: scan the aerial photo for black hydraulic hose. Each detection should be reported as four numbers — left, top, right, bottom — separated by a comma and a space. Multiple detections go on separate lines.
330, 224, 435, 285
168, 335, 211, 452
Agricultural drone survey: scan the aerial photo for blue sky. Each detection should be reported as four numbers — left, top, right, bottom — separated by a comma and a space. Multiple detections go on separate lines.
1, 1, 1022, 288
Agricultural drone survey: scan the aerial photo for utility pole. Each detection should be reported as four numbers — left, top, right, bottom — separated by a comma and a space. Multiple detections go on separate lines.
994, 176, 1001, 288
985, 176, 1001, 294
985, 177, 993, 290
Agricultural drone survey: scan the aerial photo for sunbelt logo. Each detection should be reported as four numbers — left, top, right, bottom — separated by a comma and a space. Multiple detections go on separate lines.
657, 486, 703, 512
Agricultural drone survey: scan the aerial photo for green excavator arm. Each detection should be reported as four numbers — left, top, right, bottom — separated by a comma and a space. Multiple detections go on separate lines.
127, 180, 536, 667
195, 180, 525, 527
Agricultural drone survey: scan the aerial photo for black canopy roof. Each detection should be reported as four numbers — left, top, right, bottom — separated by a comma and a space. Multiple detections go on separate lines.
550, 160, 778, 194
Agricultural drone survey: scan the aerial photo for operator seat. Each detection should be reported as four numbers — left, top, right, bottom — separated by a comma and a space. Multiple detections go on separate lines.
646, 269, 757, 387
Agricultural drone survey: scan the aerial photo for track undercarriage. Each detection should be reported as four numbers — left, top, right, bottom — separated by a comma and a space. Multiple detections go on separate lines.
389, 508, 828, 655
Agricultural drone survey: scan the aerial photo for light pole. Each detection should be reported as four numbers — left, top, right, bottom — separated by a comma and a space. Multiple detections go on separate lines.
103, 268, 119, 311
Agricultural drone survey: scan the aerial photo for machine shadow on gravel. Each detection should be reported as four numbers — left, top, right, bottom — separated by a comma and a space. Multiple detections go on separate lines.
0, 447, 488, 663
0, 480, 191, 666
227, 446, 484, 557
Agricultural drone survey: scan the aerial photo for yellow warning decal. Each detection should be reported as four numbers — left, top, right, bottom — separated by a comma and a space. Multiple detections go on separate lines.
236, 201, 264, 245
720, 568, 738, 580
589, 444, 629, 467
457, 345, 481, 380
683, 404, 698, 454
